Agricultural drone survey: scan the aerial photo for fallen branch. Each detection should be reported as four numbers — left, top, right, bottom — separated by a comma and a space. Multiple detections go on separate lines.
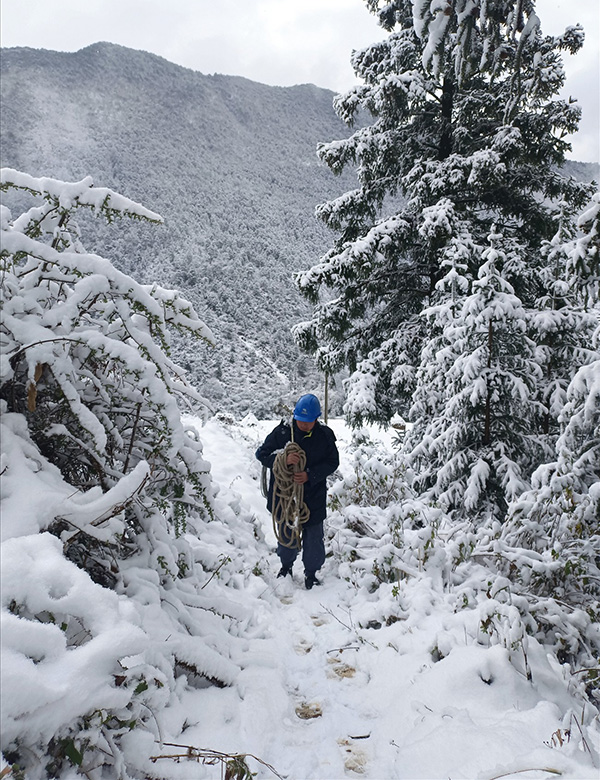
150, 742, 285, 779
485, 767, 562, 779
320, 605, 378, 649
327, 646, 360, 654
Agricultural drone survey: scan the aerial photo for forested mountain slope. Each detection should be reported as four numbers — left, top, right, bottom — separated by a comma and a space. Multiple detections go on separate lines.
0, 42, 360, 415
1, 42, 597, 416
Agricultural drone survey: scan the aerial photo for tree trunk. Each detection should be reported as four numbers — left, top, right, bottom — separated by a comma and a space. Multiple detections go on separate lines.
484, 320, 493, 445
439, 75, 454, 160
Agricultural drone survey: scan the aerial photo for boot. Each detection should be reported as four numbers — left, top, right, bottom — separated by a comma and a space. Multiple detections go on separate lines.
305, 573, 321, 590
277, 566, 292, 578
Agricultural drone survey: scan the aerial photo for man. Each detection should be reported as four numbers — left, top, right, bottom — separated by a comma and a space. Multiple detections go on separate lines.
255, 394, 339, 589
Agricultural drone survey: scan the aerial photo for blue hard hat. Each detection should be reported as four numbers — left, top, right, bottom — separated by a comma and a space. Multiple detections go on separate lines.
293, 394, 321, 422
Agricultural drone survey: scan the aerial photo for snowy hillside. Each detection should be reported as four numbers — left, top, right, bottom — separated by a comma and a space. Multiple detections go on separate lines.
0, 43, 360, 416
1, 43, 597, 418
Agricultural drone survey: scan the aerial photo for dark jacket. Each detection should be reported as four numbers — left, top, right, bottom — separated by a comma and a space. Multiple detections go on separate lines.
255, 420, 339, 526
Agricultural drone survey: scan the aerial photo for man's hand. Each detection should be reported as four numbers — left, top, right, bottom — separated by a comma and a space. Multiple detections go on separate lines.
286, 450, 307, 482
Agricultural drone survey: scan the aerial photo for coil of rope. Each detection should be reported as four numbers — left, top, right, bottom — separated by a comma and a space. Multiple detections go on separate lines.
271, 442, 310, 549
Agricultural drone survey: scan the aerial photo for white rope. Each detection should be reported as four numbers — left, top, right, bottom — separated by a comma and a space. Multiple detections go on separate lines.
271, 442, 310, 549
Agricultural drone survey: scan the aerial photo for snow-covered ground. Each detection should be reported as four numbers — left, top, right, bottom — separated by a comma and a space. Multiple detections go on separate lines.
148, 414, 597, 780
2, 412, 597, 780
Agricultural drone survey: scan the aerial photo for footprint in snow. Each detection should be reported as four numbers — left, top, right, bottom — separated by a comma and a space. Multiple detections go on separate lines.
327, 656, 356, 678
337, 738, 368, 775
295, 701, 323, 720
294, 639, 313, 655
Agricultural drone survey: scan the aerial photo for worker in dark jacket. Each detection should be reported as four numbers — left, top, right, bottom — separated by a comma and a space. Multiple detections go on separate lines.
255, 394, 339, 589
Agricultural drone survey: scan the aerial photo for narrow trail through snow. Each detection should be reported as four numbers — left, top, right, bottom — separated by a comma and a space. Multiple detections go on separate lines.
192, 417, 401, 778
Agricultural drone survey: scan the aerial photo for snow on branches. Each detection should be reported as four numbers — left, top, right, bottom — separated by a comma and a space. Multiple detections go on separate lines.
1, 168, 214, 522
0, 171, 263, 778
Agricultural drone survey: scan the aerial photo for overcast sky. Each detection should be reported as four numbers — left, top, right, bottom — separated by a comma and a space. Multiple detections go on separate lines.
2, 0, 598, 162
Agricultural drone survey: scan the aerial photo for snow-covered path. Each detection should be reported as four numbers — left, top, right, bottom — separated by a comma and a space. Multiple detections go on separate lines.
191, 417, 388, 773
175, 416, 404, 779
165, 416, 598, 780
177, 416, 410, 777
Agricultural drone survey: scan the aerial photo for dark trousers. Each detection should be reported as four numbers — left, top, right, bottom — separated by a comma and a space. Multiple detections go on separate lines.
277, 521, 325, 575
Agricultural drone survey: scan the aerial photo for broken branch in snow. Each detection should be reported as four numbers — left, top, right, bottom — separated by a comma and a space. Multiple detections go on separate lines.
150, 742, 285, 779
485, 768, 562, 779
326, 645, 360, 654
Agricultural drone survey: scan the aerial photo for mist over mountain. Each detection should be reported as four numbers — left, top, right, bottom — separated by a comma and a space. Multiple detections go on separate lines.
1, 43, 598, 417
0, 42, 363, 416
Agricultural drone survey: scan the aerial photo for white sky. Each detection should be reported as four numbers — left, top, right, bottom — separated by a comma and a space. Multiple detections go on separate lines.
1, 0, 598, 162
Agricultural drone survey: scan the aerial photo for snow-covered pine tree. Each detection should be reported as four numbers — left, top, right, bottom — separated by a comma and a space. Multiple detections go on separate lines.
495, 189, 600, 681
568, 188, 600, 308
404, 198, 473, 484
495, 346, 600, 685
412, 227, 544, 520
294, 0, 592, 427
530, 190, 599, 455
0, 170, 263, 777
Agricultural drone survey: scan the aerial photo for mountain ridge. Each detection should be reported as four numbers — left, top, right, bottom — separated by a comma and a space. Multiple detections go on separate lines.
1, 43, 361, 415
1, 43, 598, 416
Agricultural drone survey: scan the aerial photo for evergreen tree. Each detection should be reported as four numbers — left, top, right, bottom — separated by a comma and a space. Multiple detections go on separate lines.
568, 189, 600, 308
497, 334, 600, 676
405, 199, 473, 480
497, 189, 599, 626
534, 202, 582, 440
294, 0, 592, 426
411, 227, 543, 520
531, 195, 598, 449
